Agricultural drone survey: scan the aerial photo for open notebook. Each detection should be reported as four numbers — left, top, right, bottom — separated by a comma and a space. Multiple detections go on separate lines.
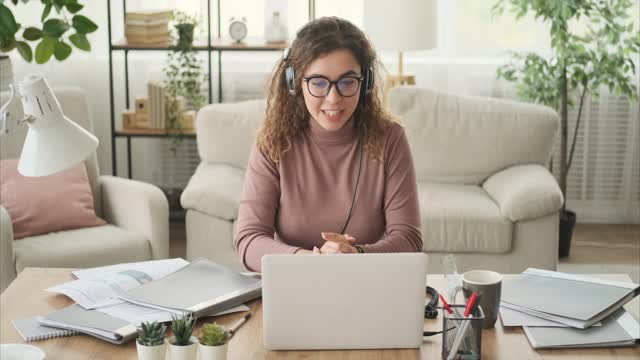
502, 268, 639, 328
523, 308, 640, 349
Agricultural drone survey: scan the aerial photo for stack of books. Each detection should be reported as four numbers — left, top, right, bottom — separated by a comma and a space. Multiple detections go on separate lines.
148, 80, 167, 129
125, 10, 172, 46
499, 268, 640, 349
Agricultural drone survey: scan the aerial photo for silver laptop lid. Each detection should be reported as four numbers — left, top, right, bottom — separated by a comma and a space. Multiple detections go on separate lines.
262, 253, 427, 350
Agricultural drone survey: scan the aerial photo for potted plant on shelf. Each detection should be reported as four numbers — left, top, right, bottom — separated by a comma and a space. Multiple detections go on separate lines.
0, 0, 98, 63
164, 10, 206, 155
168, 313, 198, 360
198, 323, 230, 360
136, 321, 167, 360
493, 0, 640, 257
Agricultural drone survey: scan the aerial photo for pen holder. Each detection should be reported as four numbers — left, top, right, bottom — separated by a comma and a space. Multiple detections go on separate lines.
442, 305, 484, 360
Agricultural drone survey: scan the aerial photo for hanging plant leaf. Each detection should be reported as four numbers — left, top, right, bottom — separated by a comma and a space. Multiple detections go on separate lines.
69, 32, 90, 51
0, 39, 17, 52
66, 1, 84, 14
41, 4, 52, 22
35, 36, 56, 64
42, 18, 69, 37
54, 39, 72, 60
23, 27, 43, 41
72, 15, 98, 34
16, 40, 33, 62
0, 4, 18, 37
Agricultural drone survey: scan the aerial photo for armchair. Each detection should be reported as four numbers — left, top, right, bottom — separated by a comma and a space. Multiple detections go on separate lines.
0, 87, 169, 293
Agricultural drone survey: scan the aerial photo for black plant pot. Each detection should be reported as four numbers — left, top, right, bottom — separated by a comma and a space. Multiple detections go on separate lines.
559, 209, 576, 258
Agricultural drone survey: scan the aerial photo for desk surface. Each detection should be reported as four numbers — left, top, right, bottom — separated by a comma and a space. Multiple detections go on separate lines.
1, 268, 639, 359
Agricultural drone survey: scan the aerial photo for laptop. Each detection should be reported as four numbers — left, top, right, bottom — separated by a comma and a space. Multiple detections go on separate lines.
261, 253, 427, 350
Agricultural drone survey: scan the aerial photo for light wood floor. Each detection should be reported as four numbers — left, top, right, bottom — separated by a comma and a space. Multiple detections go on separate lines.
170, 223, 640, 281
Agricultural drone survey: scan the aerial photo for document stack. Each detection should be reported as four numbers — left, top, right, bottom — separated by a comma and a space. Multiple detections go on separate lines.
125, 10, 172, 46
500, 268, 640, 349
19, 259, 261, 344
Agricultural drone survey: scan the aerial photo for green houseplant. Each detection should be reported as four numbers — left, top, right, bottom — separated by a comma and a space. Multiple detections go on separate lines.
0, 0, 98, 63
493, 0, 640, 257
164, 10, 205, 153
169, 313, 197, 360
136, 321, 167, 360
198, 323, 229, 360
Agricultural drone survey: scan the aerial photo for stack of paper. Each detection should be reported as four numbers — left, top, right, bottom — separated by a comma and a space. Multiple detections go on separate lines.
499, 268, 640, 349
25, 258, 260, 344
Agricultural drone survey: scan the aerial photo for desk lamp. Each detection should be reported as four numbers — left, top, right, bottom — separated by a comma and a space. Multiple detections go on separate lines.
0, 73, 98, 176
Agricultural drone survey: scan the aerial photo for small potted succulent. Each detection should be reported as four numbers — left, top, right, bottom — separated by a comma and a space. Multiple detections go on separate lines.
198, 323, 229, 360
168, 313, 197, 360
136, 321, 167, 360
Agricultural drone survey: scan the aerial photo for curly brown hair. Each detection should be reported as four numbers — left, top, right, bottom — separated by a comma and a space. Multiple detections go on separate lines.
257, 17, 394, 163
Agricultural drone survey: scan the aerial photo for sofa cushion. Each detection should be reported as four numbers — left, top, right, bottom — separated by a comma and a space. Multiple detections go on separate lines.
196, 99, 265, 169
0, 159, 106, 239
13, 224, 150, 273
418, 183, 512, 253
181, 163, 245, 220
388, 87, 559, 185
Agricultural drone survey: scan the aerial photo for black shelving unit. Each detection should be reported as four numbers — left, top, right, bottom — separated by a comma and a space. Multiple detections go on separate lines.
107, 0, 311, 179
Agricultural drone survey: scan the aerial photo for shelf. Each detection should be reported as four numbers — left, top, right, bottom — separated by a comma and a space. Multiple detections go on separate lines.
211, 37, 288, 51
115, 128, 196, 137
111, 37, 287, 51
112, 38, 209, 51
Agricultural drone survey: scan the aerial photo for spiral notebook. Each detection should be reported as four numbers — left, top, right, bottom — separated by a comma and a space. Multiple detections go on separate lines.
12, 316, 77, 341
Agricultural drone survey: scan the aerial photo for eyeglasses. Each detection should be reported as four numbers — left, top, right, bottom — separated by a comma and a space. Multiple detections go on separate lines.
302, 75, 364, 98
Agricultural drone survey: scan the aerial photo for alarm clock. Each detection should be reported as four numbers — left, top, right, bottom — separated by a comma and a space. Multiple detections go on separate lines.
229, 17, 248, 43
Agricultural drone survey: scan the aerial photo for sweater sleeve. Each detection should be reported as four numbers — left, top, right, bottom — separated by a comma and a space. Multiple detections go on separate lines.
361, 124, 423, 253
234, 145, 302, 272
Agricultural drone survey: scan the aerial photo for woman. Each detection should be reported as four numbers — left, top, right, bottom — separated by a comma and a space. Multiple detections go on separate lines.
234, 17, 422, 271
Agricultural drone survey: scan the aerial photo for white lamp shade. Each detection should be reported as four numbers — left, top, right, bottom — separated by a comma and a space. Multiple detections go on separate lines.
363, 0, 437, 51
16, 74, 98, 177
18, 115, 98, 176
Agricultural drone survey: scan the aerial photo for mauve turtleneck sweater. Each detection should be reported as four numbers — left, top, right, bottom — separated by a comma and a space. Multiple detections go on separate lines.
234, 117, 422, 271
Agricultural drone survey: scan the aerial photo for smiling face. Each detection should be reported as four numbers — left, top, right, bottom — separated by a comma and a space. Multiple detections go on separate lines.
302, 49, 362, 132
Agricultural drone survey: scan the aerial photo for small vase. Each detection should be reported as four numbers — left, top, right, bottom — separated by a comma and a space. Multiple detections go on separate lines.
168, 336, 197, 360
265, 11, 287, 43
198, 342, 228, 360
0, 55, 13, 92
136, 340, 167, 360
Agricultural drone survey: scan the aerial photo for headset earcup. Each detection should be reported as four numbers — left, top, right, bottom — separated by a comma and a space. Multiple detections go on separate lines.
365, 67, 374, 95
285, 66, 296, 95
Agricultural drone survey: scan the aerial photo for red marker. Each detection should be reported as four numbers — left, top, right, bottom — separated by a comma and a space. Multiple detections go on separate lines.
464, 292, 478, 317
439, 294, 454, 315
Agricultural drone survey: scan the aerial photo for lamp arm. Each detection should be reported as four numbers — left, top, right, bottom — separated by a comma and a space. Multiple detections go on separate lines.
0, 84, 33, 136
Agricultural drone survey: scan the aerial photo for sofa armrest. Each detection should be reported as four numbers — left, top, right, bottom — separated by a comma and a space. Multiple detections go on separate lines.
1, 205, 17, 293
483, 164, 564, 222
99, 176, 169, 260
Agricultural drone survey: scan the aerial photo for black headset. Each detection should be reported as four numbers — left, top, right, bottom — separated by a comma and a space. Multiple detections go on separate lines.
283, 47, 374, 98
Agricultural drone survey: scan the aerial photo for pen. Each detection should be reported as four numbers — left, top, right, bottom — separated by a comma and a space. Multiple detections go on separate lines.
439, 294, 454, 315
447, 292, 478, 360
228, 312, 252, 337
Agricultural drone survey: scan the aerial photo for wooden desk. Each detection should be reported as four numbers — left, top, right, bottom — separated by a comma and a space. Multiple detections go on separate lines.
1, 268, 638, 359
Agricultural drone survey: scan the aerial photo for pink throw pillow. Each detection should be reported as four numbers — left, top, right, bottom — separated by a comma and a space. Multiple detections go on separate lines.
0, 159, 106, 239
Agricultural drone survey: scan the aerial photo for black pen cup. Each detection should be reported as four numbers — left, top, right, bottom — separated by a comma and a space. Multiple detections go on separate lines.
442, 305, 484, 360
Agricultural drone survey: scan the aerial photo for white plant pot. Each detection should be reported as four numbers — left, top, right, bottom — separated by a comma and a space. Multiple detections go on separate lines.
198, 342, 228, 360
168, 336, 198, 360
136, 340, 167, 360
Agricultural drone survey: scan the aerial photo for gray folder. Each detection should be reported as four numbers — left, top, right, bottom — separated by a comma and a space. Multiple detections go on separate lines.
523, 308, 640, 349
502, 268, 639, 328
121, 259, 262, 316
39, 304, 136, 345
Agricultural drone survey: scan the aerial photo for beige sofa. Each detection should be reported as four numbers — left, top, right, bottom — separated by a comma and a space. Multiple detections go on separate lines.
0, 87, 169, 293
181, 87, 563, 273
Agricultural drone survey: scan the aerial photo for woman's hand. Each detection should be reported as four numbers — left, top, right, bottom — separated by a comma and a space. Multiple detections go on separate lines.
296, 247, 323, 255
319, 232, 357, 254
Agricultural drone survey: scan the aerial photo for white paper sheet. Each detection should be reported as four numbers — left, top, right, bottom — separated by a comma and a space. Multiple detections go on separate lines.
48, 258, 190, 309
500, 306, 602, 327
97, 302, 249, 326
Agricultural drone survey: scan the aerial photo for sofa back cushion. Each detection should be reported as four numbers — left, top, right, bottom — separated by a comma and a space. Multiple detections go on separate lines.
0, 159, 106, 239
196, 99, 266, 169
388, 87, 559, 185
